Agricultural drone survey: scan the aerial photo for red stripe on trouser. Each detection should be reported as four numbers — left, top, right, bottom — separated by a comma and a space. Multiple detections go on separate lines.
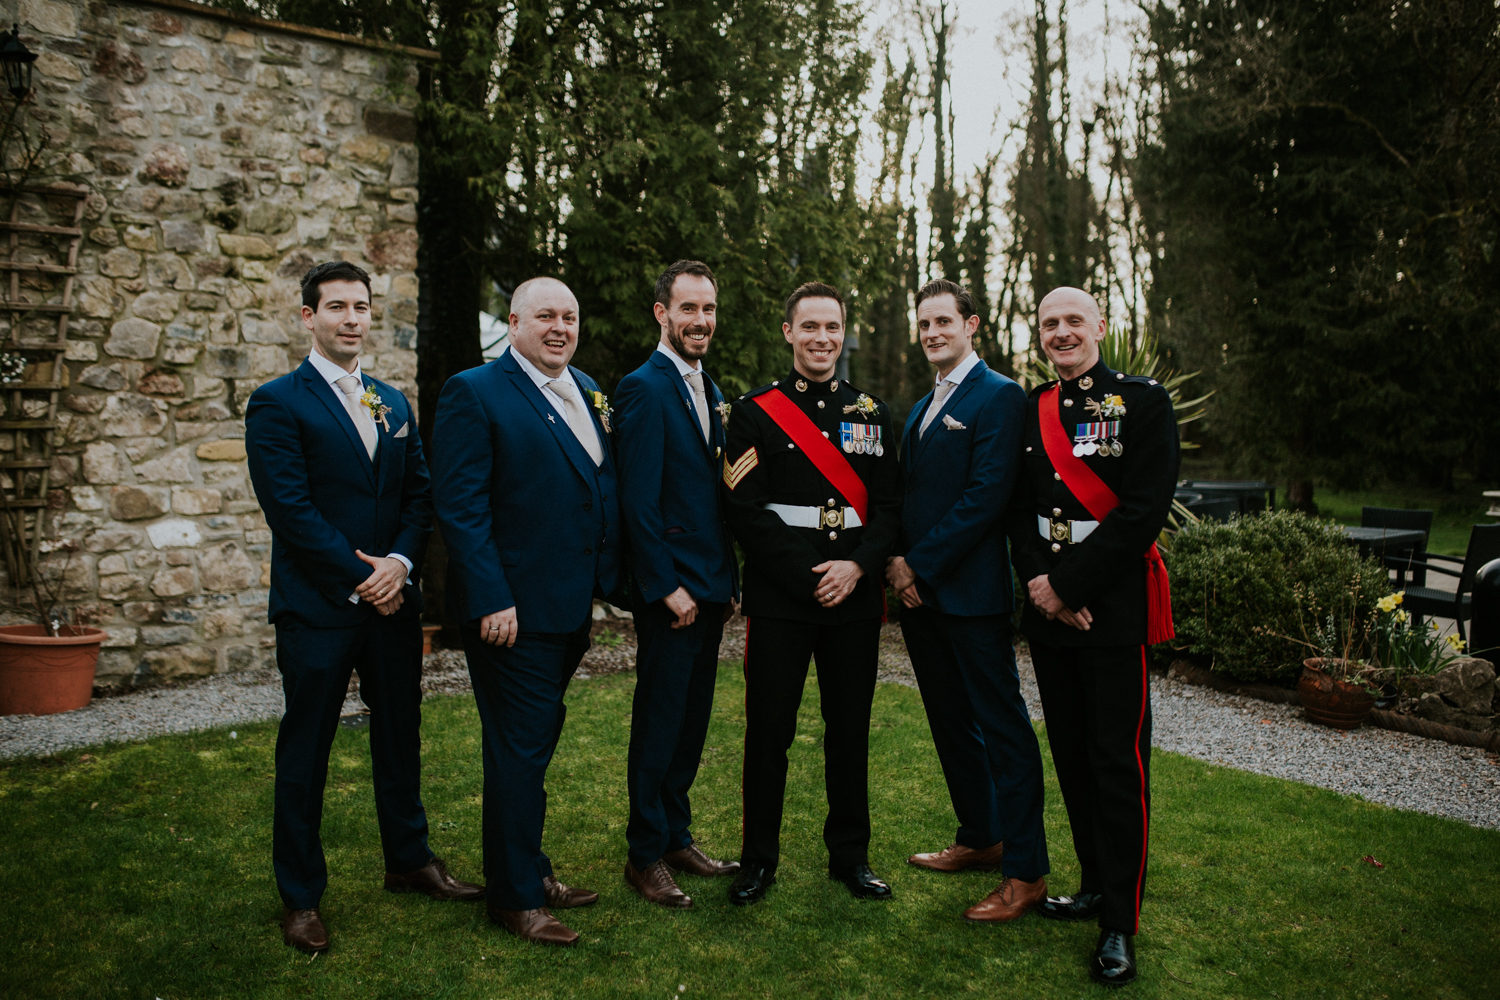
739, 617, 750, 856
1131, 645, 1149, 933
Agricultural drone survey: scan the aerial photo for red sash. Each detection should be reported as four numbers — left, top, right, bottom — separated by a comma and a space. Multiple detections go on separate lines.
751, 389, 869, 524
1039, 385, 1174, 644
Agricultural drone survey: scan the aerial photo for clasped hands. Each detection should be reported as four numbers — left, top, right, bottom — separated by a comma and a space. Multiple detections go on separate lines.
355, 550, 407, 616
1028, 574, 1092, 631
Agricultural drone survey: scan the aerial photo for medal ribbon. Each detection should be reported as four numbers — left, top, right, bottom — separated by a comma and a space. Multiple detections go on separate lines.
1040, 385, 1174, 643
751, 389, 869, 524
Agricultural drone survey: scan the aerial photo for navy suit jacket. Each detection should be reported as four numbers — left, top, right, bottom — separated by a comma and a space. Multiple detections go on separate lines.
898, 358, 1027, 617
613, 350, 737, 606
246, 358, 431, 628
430, 350, 622, 632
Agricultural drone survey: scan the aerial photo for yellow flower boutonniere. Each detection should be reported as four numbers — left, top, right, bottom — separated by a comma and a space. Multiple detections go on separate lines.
360, 387, 392, 431
842, 393, 879, 417
715, 401, 731, 428
591, 390, 613, 433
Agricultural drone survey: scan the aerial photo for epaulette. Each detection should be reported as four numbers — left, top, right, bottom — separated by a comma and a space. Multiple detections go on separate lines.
1028, 379, 1059, 398
1109, 372, 1162, 388
738, 382, 779, 402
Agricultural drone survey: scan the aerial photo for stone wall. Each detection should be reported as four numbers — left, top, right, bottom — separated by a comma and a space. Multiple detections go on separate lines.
0, 0, 430, 687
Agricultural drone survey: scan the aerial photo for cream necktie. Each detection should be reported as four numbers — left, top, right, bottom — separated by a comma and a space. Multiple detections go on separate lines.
918, 380, 956, 438
334, 374, 378, 460
547, 379, 604, 465
684, 370, 710, 443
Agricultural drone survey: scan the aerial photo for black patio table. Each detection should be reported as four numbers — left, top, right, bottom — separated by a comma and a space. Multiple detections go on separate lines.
1341, 526, 1428, 560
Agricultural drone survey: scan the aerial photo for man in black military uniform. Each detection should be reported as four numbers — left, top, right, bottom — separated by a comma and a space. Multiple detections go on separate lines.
1005, 286, 1178, 986
720, 281, 902, 906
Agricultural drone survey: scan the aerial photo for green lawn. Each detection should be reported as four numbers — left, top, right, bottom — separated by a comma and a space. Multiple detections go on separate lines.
3, 665, 1497, 999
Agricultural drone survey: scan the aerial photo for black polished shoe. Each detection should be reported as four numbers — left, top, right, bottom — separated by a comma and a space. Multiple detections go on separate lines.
1037, 891, 1104, 922
829, 863, 893, 900
1090, 930, 1137, 986
728, 863, 776, 906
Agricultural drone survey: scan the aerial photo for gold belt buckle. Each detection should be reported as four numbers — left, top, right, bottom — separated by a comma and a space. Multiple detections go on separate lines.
821, 507, 844, 530
1049, 517, 1071, 543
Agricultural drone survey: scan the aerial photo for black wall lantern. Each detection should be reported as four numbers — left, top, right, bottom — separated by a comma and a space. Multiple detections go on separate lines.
0, 25, 36, 101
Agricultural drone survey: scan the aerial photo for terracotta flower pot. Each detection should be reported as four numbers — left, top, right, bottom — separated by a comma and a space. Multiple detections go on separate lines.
1299, 658, 1376, 730
0, 625, 106, 716
421, 624, 442, 656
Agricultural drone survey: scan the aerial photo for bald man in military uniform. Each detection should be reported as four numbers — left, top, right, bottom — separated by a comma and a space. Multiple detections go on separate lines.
1005, 286, 1178, 986
720, 281, 902, 906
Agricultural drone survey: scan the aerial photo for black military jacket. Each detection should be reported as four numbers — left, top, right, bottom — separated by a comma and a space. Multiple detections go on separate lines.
721, 370, 902, 624
1004, 358, 1179, 647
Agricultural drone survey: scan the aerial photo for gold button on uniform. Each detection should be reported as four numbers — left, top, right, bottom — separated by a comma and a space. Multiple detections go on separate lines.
1053, 507, 1062, 516
1063, 398, 1074, 407
829, 530, 838, 540
1054, 472, 1061, 480
827, 499, 837, 507
1051, 542, 1062, 552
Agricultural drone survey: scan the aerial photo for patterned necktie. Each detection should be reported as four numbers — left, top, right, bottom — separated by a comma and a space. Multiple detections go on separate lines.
918, 380, 956, 438
334, 374, 378, 460
684, 370, 710, 443
546, 379, 604, 465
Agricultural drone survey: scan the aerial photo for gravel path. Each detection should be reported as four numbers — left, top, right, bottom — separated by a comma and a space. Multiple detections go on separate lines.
3, 620, 1496, 831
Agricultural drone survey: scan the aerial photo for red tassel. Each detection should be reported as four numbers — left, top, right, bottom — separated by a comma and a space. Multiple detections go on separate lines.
1144, 543, 1174, 644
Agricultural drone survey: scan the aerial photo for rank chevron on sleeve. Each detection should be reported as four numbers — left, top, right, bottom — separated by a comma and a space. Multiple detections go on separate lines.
722, 446, 758, 490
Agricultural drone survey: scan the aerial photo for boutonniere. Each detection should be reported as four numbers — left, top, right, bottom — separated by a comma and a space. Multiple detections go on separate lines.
842, 392, 878, 417
360, 387, 392, 431
1085, 394, 1126, 419
590, 389, 613, 433
715, 401, 731, 428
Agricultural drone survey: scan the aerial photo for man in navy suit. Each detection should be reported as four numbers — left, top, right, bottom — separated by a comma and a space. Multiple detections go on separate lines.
885, 279, 1049, 924
431, 276, 621, 947
613, 260, 741, 910
246, 261, 483, 955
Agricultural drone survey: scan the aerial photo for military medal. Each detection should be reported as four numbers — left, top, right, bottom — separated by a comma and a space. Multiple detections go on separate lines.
1074, 421, 1119, 457
840, 421, 882, 455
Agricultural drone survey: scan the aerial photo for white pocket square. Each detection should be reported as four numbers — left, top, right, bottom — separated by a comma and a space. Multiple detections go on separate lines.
393, 421, 410, 438
942, 415, 966, 430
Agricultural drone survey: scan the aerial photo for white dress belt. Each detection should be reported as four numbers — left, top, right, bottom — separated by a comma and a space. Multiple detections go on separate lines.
1038, 514, 1100, 544
766, 503, 863, 530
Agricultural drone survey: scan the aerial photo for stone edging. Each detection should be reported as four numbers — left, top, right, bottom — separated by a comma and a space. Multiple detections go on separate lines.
1167, 660, 1500, 753
139, 0, 440, 60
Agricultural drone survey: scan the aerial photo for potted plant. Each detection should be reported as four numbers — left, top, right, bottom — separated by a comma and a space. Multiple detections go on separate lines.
0, 541, 105, 716
1274, 577, 1382, 730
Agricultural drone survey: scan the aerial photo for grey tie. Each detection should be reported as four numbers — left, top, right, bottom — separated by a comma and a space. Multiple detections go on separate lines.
684, 370, 711, 443
334, 374, 378, 460
918, 380, 956, 438
547, 379, 604, 465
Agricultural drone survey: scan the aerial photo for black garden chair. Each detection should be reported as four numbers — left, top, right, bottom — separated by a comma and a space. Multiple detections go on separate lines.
1399, 523, 1500, 643
1362, 506, 1434, 586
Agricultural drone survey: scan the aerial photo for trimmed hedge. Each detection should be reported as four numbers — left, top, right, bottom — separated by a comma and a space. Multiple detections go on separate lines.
1163, 510, 1391, 684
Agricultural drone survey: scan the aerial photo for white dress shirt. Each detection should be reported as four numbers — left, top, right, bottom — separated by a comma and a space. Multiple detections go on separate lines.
923, 348, 982, 428
655, 340, 702, 376
305, 350, 411, 599
508, 345, 603, 455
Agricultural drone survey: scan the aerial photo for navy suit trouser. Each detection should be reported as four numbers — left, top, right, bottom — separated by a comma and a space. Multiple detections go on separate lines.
272, 615, 432, 909
626, 598, 727, 869
901, 607, 1049, 881
464, 623, 591, 911
1030, 641, 1152, 935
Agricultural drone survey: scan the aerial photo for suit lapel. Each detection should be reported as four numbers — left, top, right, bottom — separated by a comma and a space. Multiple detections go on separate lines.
501, 353, 598, 487
903, 391, 930, 472
652, 352, 713, 457
299, 361, 376, 487
909, 359, 988, 472
708, 378, 726, 458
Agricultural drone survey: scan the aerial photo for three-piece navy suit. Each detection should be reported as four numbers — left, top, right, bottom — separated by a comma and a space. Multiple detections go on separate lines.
897, 356, 1049, 882
431, 348, 621, 911
612, 348, 738, 870
246, 358, 435, 910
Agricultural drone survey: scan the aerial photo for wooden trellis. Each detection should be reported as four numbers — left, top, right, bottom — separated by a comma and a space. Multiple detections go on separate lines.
0, 181, 87, 587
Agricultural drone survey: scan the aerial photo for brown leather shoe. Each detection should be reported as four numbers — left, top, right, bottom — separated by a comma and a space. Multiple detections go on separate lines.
281, 907, 329, 953
908, 841, 1005, 872
487, 905, 579, 946
964, 876, 1048, 923
625, 859, 693, 909
542, 875, 599, 909
384, 857, 485, 901
663, 843, 741, 878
